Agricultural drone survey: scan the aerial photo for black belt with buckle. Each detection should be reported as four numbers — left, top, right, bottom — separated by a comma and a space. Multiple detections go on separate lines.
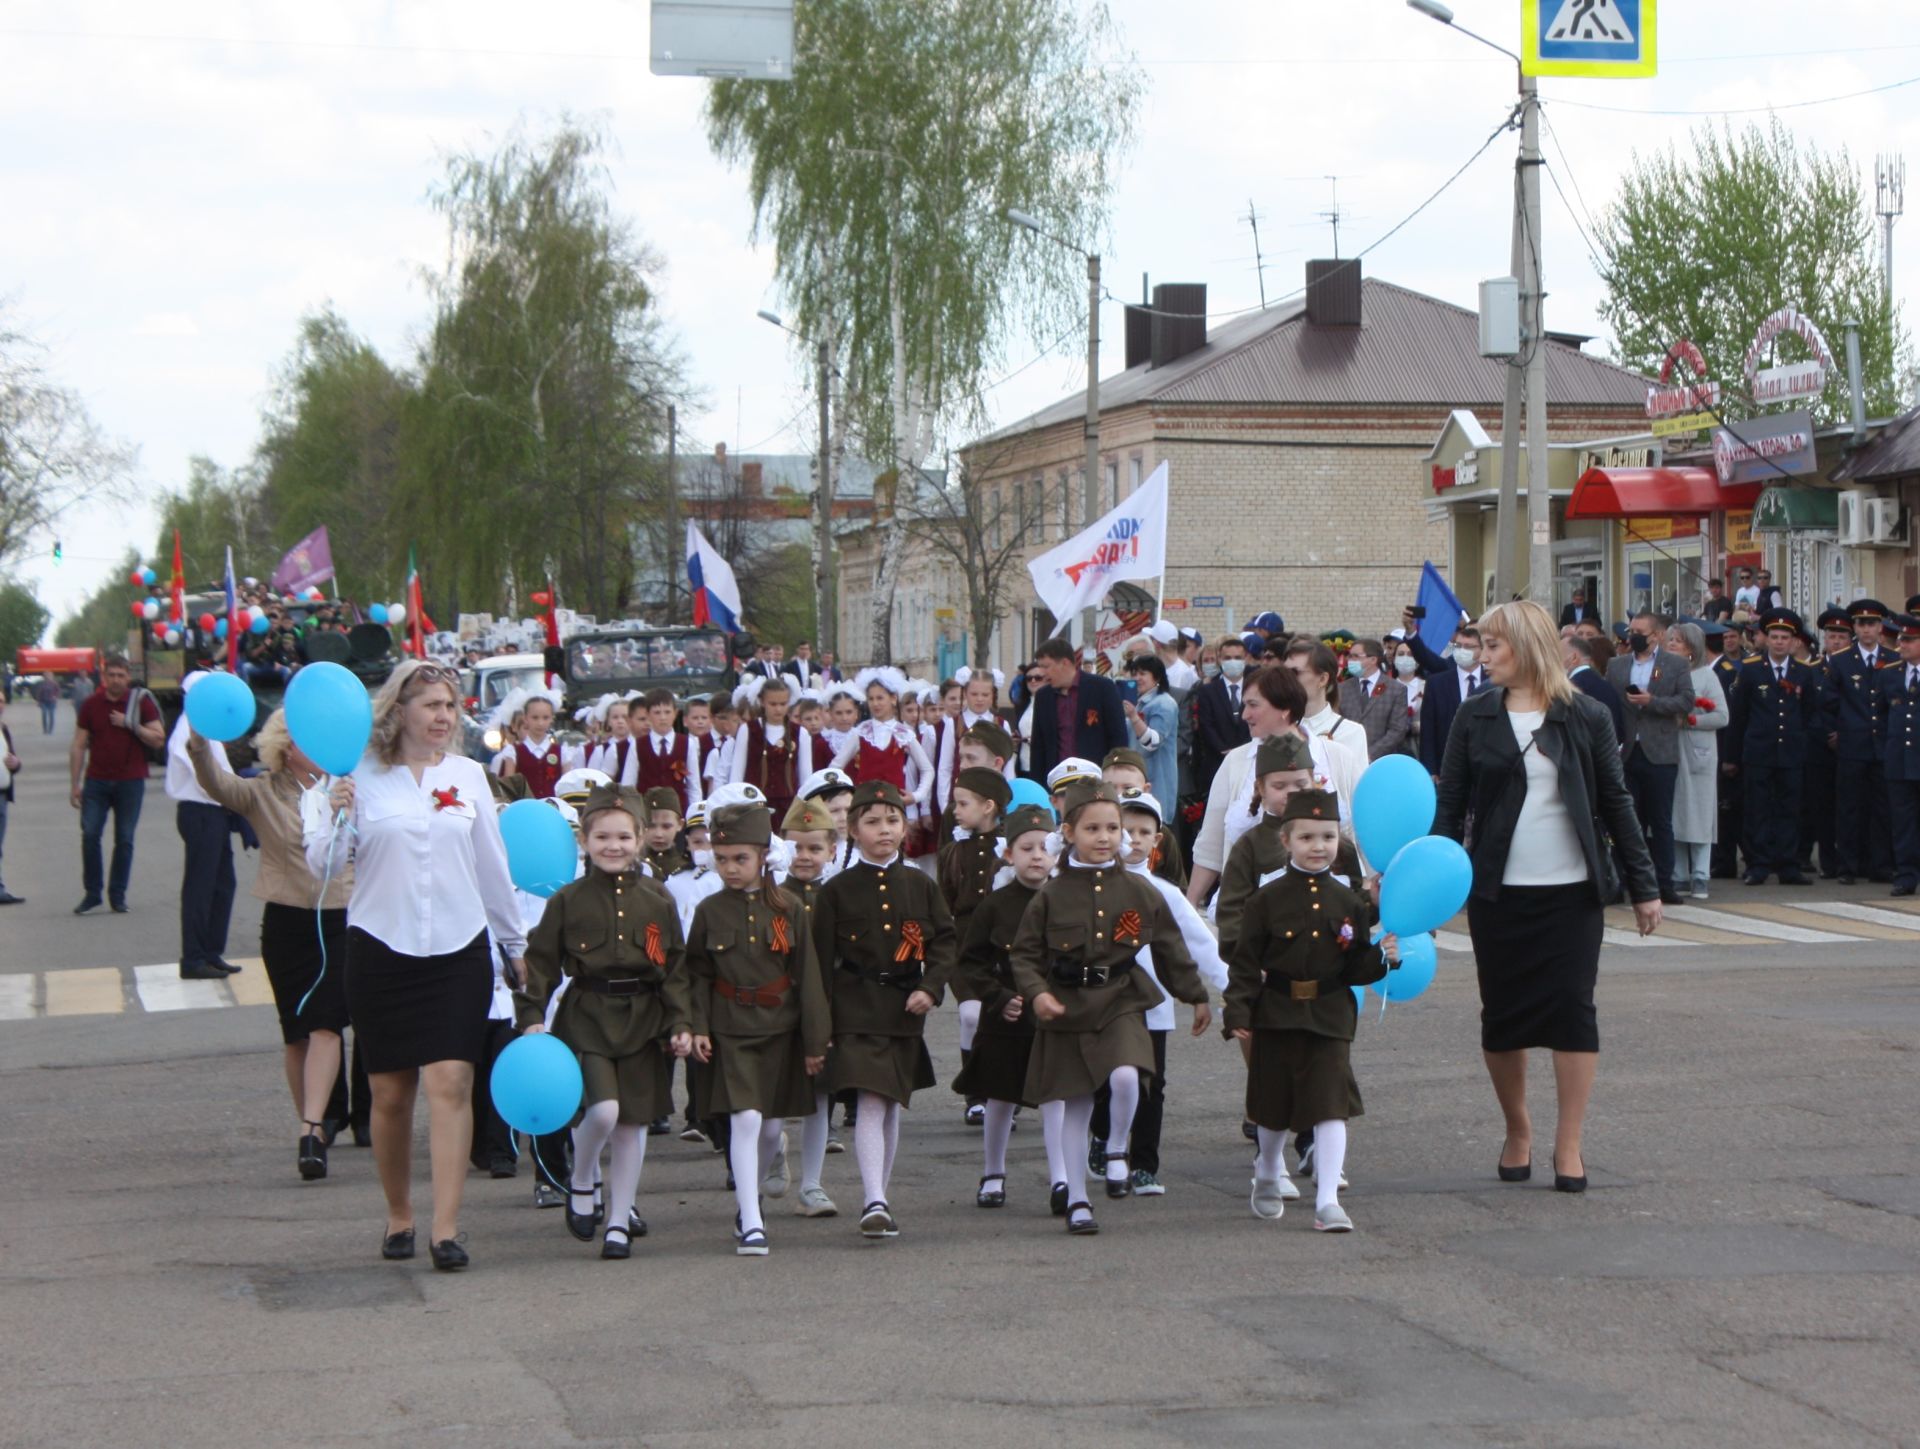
1050, 959, 1125, 988
842, 963, 922, 991
1261, 971, 1320, 1001
573, 975, 659, 996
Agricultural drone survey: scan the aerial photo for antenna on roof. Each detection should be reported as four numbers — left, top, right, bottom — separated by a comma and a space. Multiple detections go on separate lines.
1877, 153, 1904, 308
1319, 176, 1344, 260
1245, 199, 1268, 308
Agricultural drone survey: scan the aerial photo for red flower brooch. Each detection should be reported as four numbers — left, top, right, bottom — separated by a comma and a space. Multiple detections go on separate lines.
1693, 696, 1715, 710
1337, 919, 1356, 951
431, 786, 462, 811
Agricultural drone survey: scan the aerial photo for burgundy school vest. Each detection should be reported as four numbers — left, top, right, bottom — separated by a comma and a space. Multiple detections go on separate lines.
515, 739, 563, 799
739, 724, 803, 819
636, 731, 692, 811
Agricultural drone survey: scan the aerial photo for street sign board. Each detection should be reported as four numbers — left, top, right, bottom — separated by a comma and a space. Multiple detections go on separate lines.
1191, 594, 1225, 608
1522, 0, 1656, 79
1712, 409, 1816, 486
1162, 599, 1189, 611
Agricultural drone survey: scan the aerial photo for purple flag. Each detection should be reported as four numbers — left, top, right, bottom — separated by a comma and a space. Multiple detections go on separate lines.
270, 526, 335, 595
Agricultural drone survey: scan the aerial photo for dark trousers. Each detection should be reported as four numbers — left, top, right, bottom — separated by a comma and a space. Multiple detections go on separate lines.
324, 1030, 370, 1130
175, 801, 235, 968
1089, 1029, 1167, 1174
1888, 777, 1920, 890
1622, 748, 1678, 893
40, 700, 56, 733
470, 1018, 517, 1165
1713, 758, 1745, 877
79, 777, 144, 904
1803, 745, 1839, 873
1743, 763, 1803, 874
1835, 756, 1892, 878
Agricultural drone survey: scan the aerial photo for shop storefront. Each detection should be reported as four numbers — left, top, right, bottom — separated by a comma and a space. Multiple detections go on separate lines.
1566, 465, 1765, 617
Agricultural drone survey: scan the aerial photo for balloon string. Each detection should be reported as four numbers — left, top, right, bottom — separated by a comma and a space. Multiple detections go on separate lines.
297, 806, 349, 1017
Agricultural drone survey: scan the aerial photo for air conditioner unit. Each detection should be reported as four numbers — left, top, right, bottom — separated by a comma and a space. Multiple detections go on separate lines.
1867, 497, 1909, 547
1836, 490, 1869, 545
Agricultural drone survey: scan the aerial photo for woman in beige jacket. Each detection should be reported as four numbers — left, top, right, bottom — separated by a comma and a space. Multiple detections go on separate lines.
190, 708, 353, 1182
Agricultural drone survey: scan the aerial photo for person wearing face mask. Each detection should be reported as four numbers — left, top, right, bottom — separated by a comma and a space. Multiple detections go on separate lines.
1400, 619, 1486, 779
1335, 637, 1409, 760
1194, 636, 1254, 797
1603, 612, 1697, 905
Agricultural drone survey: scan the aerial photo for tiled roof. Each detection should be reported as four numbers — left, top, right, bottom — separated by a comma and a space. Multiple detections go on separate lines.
1830, 405, 1920, 485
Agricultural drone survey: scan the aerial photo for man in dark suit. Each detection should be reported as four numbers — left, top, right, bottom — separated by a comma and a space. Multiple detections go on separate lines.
745, 643, 781, 680
1726, 608, 1829, 885
1335, 636, 1409, 758
1873, 613, 1920, 896
1828, 599, 1895, 883
817, 650, 844, 684
1563, 635, 1625, 745
1026, 637, 1130, 783
1558, 588, 1594, 629
1604, 611, 1696, 903
1399, 619, 1484, 777
781, 640, 820, 690
1192, 636, 1252, 794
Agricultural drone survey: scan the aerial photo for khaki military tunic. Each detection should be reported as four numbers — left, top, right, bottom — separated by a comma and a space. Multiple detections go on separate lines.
516, 869, 690, 1125
937, 831, 1001, 930
685, 886, 829, 1119
951, 879, 1041, 1106
1010, 860, 1207, 1103
1215, 813, 1367, 963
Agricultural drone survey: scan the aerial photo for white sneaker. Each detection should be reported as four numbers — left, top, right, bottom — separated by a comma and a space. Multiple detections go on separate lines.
1314, 1201, 1354, 1233
1250, 1177, 1287, 1221
1279, 1174, 1302, 1201
794, 1184, 838, 1218
760, 1131, 789, 1198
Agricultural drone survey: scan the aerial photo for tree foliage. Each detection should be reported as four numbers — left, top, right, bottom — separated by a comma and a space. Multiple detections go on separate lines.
0, 576, 52, 659
154, 456, 276, 589
705, 0, 1143, 660
1597, 118, 1910, 422
55, 547, 140, 650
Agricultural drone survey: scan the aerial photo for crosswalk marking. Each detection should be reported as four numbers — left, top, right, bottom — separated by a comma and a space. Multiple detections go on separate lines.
1435, 929, 1474, 954
133, 964, 230, 1014
1617, 912, 1750, 945
1733, 901, 1920, 942
1795, 900, 1920, 934
43, 967, 124, 1017
1661, 903, 1859, 944
225, 961, 276, 1007
0, 973, 35, 1021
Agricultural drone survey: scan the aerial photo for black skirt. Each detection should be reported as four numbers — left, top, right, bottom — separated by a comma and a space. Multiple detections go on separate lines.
1467, 882, 1604, 1053
344, 927, 492, 1073
260, 901, 350, 1044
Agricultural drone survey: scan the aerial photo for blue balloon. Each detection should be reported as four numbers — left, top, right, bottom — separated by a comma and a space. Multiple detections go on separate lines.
499, 798, 579, 897
140, 566, 156, 586
249, 612, 270, 635
1007, 777, 1057, 820
185, 671, 254, 742
367, 602, 388, 625
1351, 755, 1437, 870
1379, 834, 1473, 936
1351, 983, 1367, 1012
489, 1033, 584, 1135
213, 617, 229, 638
1372, 930, 1438, 1002
283, 661, 373, 776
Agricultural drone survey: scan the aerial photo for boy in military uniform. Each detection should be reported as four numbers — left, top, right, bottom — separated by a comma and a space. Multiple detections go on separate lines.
812, 779, 959, 1240
641, 786, 690, 879
939, 764, 1013, 1126
1830, 599, 1897, 883
516, 784, 691, 1260
686, 801, 829, 1257
1010, 781, 1209, 1235
1224, 789, 1396, 1233
1726, 608, 1830, 885
781, 794, 846, 1216
1873, 614, 1920, 896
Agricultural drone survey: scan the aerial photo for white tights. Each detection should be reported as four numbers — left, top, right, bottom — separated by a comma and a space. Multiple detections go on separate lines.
604, 1125, 647, 1232
852, 1091, 901, 1207
799, 1090, 831, 1193
957, 998, 981, 1053
1104, 1066, 1140, 1183
981, 1100, 1015, 1179
728, 1109, 787, 1234
571, 1099, 619, 1196
1256, 1120, 1347, 1208
571, 1099, 648, 1233
1040, 1099, 1068, 1187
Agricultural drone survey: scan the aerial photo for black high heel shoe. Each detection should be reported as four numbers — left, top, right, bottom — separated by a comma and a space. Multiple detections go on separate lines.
1497, 1157, 1531, 1183
298, 1122, 329, 1181
1552, 1157, 1588, 1194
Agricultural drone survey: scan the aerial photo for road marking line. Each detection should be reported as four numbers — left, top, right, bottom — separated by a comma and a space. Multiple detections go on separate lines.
43, 967, 125, 1016
133, 964, 229, 1013
0, 974, 35, 1020
1435, 930, 1474, 954
1731, 901, 1920, 941
1602, 927, 1669, 949
225, 965, 276, 1008
1661, 903, 1859, 944
1795, 900, 1920, 934
1613, 911, 1754, 945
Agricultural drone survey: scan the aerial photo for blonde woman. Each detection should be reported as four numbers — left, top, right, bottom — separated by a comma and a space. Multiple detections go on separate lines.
1433, 600, 1661, 1195
307, 659, 526, 1270
188, 707, 353, 1183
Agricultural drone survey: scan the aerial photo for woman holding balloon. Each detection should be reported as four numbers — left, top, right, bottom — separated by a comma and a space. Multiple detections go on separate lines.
306, 658, 526, 1270
1433, 600, 1660, 1194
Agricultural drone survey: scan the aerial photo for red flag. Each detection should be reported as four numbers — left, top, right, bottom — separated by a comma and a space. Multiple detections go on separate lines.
543, 576, 562, 687
169, 530, 186, 626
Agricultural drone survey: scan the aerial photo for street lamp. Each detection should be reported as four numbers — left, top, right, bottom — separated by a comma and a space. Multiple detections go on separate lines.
1006, 206, 1103, 650
757, 308, 838, 655
1407, 0, 1551, 610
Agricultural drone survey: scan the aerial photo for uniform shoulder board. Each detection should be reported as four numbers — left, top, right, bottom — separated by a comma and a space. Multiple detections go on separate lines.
1880, 657, 1904, 669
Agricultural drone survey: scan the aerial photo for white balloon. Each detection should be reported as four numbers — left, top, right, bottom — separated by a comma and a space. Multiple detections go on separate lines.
164, 628, 181, 647
141, 599, 160, 620
388, 603, 407, 625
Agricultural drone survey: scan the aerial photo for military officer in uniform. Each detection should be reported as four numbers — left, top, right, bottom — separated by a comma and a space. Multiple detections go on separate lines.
1725, 607, 1829, 886
1873, 614, 1920, 897
1804, 607, 1853, 878
1829, 599, 1898, 883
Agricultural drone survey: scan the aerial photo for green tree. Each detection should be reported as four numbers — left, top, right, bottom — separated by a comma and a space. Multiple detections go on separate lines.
153, 456, 275, 590
403, 120, 689, 621
1597, 118, 1909, 422
255, 309, 411, 606
54, 547, 141, 651
705, 0, 1143, 661
0, 576, 51, 659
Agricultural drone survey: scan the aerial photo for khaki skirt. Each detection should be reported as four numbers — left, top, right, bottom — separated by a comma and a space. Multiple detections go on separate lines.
708, 1029, 818, 1119
1245, 1029, 1360, 1133
574, 1043, 672, 1126
829, 1032, 937, 1106
1023, 1012, 1156, 1104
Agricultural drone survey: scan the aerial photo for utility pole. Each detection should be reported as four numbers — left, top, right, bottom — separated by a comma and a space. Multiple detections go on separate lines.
665, 404, 678, 624
1491, 82, 1530, 608
1520, 80, 1552, 608
1082, 251, 1101, 652
1877, 154, 1905, 312
816, 336, 837, 655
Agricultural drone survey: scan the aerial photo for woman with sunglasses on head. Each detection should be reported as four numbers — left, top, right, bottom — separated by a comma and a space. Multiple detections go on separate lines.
307, 659, 527, 1270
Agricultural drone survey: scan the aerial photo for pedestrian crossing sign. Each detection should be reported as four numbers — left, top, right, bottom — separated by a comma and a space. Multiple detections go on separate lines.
1522, 0, 1656, 79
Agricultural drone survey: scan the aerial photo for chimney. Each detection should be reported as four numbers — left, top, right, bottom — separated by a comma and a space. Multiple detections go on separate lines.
1148, 283, 1207, 369
741, 461, 763, 497
1124, 304, 1152, 369
714, 442, 728, 465
1304, 258, 1362, 326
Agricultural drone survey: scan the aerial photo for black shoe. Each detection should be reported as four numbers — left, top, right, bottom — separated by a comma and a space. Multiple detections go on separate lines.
298, 1124, 328, 1181
533, 1182, 565, 1209
320, 1118, 343, 1147
1103, 1152, 1132, 1199
565, 1184, 598, 1242
109, 898, 129, 913
1778, 870, 1811, 886
381, 1227, 416, 1260
179, 962, 227, 980
350, 1121, 372, 1148
1838, 873, 1858, 885
1086, 1136, 1106, 1175
1050, 1181, 1069, 1218
0, 891, 24, 905
628, 1209, 648, 1238
976, 1174, 1007, 1209
210, 958, 240, 975
429, 1237, 469, 1270
601, 1226, 631, 1260
1743, 872, 1768, 886
1240, 1118, 1258, 1142
648, 1116, 672, 1136
1553, 1167, 1588, 1194
73, 896, 102, 915
1497, 1158, 1532, 1183
1065, 1201, 1099, 1235
488, 1155, 517, 1179
1892, 883, 1917, 898
1658, 888, 1685, 906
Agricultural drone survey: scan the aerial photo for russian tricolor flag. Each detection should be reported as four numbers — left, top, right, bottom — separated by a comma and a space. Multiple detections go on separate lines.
686, 521, 742, 633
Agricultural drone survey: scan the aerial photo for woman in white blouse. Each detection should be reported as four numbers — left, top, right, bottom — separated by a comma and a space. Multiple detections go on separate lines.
309, 659, 526, 1270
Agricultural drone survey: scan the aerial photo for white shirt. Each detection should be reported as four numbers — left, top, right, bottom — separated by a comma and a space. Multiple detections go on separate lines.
589, 735, 640, 787
828, 719, 936, 808
1165, 656, 1199, 692
666, 864, 723, 935
1734, 584, 1760, 610
1502, 710, 1587, 886
307, 751, 527, 959
729, 721, 815, 787
1457, 663, 1484, 699
1629, 653, 1655, 691
165, 714, 229, 806
1125, 858, 1227, 1030
1193, 730, 1364, 876
1301, 703, 1369, 763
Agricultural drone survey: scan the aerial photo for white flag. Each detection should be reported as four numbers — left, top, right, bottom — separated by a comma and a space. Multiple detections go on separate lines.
1027, 461, 1169, 635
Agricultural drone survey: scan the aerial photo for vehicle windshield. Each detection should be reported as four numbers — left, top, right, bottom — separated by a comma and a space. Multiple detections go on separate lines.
566, 630, 730, 683
476, 665, 549, 711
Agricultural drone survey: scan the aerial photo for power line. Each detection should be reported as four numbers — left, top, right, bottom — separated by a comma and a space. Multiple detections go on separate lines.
1551, 71, 1920, 117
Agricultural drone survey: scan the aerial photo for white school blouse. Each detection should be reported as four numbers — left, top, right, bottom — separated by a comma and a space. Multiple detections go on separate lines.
306, 751, 527, 959
1125, 859, 1228, 1030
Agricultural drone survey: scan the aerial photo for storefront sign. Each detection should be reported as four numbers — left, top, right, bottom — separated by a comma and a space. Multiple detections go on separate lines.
1647, 338, 1718, 417
1578, 442, 1661, 473
1744, 308, 1833, 404
1712, 409, 1816, 485
1725, 507, 1757, 553
1651, 412, 1714, 438
1623, 516, 1700, 543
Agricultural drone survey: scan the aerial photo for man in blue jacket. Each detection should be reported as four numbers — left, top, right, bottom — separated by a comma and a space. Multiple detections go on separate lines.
1873, 613, 1920, 896
1725, 608, 1830, 886
1025, 637, 1129, 783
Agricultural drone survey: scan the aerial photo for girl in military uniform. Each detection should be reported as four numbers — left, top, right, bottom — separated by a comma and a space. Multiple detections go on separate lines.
811, 780, 958, 1240
939, 765, 1012, 1124
1010, 783, 1210, 1235
1224, 789, 1396, 1234
515, 785, 691, 1261
780, 795, 845, 1217
686, 801, 829, 1257
952, 805, 1055, 1207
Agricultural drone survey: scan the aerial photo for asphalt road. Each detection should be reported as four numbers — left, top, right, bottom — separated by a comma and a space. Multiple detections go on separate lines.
2, 717, 1917, 1448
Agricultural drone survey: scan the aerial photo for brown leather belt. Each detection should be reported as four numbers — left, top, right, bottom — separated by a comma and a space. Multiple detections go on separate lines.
716, 975, 792, 1008
1261, 973, 1321, 1001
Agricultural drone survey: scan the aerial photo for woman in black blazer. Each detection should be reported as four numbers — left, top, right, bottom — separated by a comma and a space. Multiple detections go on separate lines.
1434, 601, 1662, 1193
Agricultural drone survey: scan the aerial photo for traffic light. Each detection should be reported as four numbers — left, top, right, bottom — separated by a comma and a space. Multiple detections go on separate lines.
51, 539, 62, 565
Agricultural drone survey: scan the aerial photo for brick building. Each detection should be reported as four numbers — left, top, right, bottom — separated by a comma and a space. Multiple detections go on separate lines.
838, 260, 1651, 675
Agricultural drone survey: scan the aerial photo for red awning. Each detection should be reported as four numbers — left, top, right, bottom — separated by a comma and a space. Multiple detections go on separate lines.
1567, 466, 1762, 519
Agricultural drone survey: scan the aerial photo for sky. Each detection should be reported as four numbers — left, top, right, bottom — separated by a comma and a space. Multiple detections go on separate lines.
5, 0, 1918, 632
